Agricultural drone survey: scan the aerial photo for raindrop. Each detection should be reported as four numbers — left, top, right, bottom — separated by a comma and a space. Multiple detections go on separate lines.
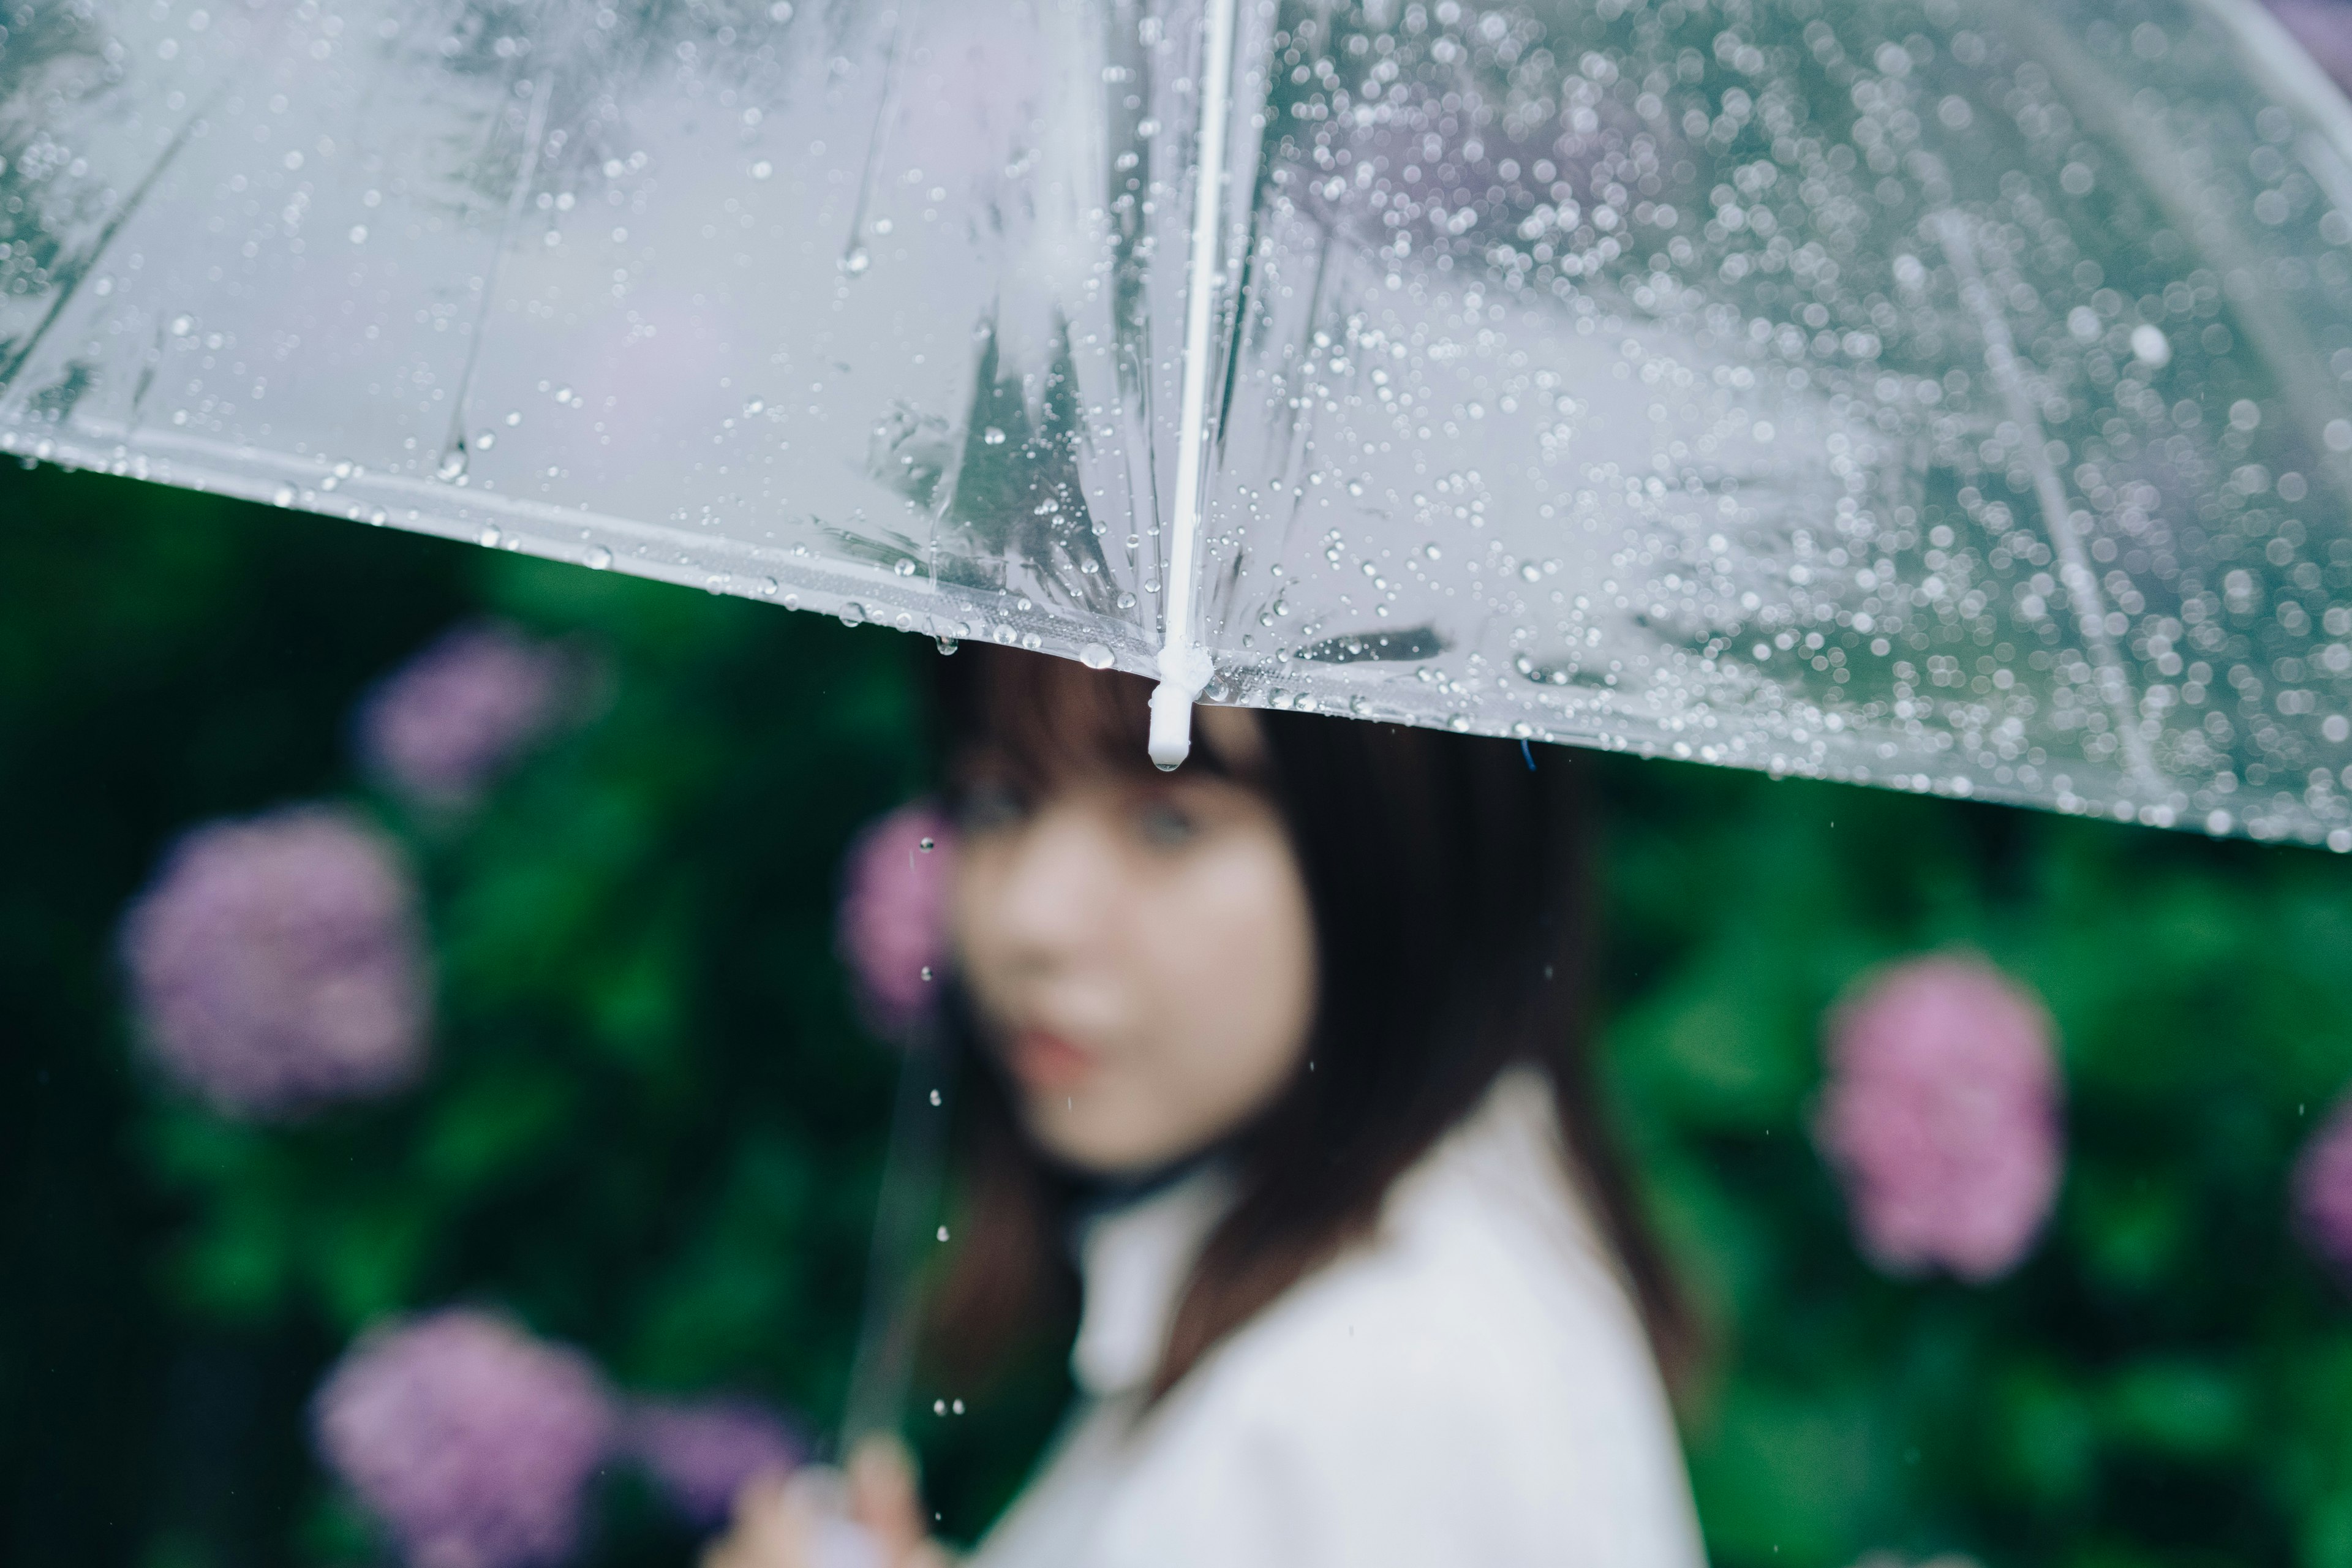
840, 246, 871, 276
1116, 592, 1137, 609
935, 1226, 949, 1242
2131, 324, 2171, 367
751, 159, 773, 179
743, 398, 765, 417
479, 526, 503, 548
919, 965, 934, 981
929, 1088, 943, 1106
918, 837, 935, 851
348, 225, 368, 244
583, 545, 613, 569
475, 431, 496, 451
952, 1400, 965, 1415
982, 426, 1008, 445
505, 410, 522, 426
436, 447, 469, 481
1079, 641, 1114, 669
756, 575, 780, 595
169, 315, 194, 336
271, 485, 295, 507
935, 636, 960, 655
895, 557, 919, 576
839, 602, 867, 627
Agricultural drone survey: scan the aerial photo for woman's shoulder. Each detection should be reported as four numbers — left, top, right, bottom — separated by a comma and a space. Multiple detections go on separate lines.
1088, 1072, 1704, 1567
1202, 1069, 1665, 1431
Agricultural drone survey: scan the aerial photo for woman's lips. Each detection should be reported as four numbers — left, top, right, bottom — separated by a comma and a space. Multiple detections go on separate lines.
1008, 1028, 1095, 1093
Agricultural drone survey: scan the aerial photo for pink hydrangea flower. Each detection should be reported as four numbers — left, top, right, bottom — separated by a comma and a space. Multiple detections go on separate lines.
313, 1310, 619, 1568
621, 1396, 807, 1529
1814, 956, 2064, 1283
2293, 1095, 2352, 1287
356, 622, 575, 809
119, 805, 430, 1119
837, 801, 956, 1038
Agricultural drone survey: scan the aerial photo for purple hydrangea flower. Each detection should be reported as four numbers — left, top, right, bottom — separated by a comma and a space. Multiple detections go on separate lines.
313, 1309, 619, 1568
2293, 1095, 2352, 1287
119, 805, 430, 1120
620, 1396, 807, 1529
837, 802, 956, 1038
356, 622, 575, 809
1814, 956, 2064, 1283
2267, 1, 2352, 97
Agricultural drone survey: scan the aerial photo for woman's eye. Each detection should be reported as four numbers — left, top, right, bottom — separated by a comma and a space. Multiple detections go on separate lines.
1134, 800, 1200, 850
957, 782, 1028, 834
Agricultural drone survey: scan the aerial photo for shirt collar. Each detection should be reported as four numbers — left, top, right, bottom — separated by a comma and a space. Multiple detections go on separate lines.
1068, 1163, 1235, 1399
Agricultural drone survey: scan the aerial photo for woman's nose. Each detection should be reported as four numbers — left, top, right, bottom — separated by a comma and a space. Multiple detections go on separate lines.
985, 803, 1117, 971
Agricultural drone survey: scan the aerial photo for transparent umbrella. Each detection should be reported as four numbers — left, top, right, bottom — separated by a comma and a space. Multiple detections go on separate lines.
4, 0, 2350, 846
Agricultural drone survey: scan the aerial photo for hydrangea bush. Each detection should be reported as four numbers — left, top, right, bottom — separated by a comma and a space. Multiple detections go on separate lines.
312, 1310, 618, 1568
119, 806, 431, 1119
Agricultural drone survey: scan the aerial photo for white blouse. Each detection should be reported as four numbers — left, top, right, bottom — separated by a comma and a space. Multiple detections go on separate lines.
967, 1069, 1708, 1567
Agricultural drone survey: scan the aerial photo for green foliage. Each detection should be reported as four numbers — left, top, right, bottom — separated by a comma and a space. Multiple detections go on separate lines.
1604, 764, 2352, 1566
4, 458, 2351, 1567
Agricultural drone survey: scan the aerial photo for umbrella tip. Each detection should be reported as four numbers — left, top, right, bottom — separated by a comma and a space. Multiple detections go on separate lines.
1146, 645, 1215, 771
1147, 682, 1193, 771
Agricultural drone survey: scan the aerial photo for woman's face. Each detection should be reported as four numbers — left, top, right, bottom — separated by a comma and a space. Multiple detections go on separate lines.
948, 709, 1317, 1176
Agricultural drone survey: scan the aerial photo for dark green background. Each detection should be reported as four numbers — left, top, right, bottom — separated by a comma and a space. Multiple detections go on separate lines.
6, 457, 2352, 1567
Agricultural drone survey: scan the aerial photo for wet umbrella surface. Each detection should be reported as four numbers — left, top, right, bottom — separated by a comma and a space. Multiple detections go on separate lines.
4, 0, 2350, 844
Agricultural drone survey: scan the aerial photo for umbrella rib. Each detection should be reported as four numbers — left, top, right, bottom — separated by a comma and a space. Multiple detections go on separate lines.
1929, 209, 2162, 800
1148, 0, 1243, 769
435, 70, 556, 479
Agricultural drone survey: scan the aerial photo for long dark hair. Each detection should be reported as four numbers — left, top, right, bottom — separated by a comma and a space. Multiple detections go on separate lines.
925, 645, 1692, 1401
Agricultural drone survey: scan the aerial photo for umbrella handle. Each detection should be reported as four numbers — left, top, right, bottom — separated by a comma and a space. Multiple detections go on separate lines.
839, 1038, 956, 1449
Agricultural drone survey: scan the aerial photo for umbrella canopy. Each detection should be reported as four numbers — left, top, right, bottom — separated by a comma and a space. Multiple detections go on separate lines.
3, 0, 2348, 845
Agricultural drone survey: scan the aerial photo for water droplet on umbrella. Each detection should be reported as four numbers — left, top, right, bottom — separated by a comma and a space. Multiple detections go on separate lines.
271, 485, 294, 507
895, 557, 919, 576
751, 159, 773, 179
743, 399, 765, 417
505, 410, 522, 426
756, 576, 780, 595
169, 315, 193, 336
936, 1226, 949, 1242
918, 837, 935, 852
583, 545, 612, 569
479, 526, 502, 548
436, 447, 468, 481
839, 602, 867, 626
935, 636, 960, 655
2131, 324, 2171, 366
930, 1088, 943, 1106
1115, 592, 1137, 609
840, 246, 871, 276
982, 426, 1007, 445
919, 965, 933, 981
1079, 642, 1114, 669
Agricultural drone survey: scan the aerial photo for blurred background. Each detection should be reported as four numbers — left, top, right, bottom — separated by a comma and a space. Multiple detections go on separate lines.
4, 434, 2352, 1568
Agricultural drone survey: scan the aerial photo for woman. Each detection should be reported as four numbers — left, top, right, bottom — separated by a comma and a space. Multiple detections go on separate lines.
713, 646, 1705, 1566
